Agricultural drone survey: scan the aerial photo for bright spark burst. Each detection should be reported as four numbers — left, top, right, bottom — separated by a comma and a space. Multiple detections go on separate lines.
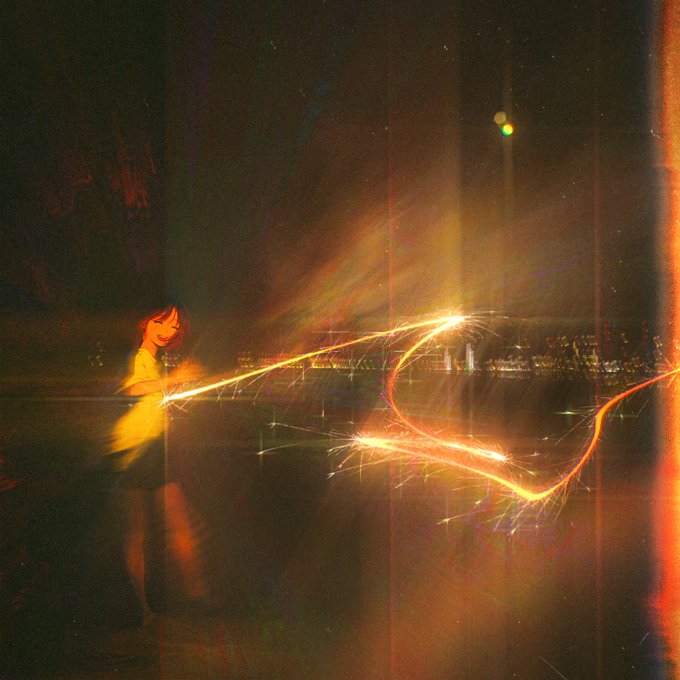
163, 314, 679, 504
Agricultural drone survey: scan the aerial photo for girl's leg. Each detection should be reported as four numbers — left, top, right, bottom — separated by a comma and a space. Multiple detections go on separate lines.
158, 481, 207, 601
121, 488, 154, 619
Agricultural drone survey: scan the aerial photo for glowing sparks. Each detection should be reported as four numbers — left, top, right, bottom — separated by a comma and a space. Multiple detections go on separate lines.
163, 313, 678, 505
164, 315, 467, 402
383, 316, 507, 463
358, 366, 679, 503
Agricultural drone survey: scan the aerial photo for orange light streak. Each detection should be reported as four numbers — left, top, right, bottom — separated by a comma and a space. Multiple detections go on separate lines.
164, 313, 678, 505
164, 315, 467, 403
385, 318, 506, 462
656, 1, 680, 672
365, 363, 679, 502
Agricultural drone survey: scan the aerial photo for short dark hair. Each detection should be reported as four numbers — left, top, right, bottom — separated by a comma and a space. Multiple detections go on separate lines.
136, 301, 189, 350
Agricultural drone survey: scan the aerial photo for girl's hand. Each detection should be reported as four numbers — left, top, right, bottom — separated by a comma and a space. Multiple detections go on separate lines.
171, 361, 205, 385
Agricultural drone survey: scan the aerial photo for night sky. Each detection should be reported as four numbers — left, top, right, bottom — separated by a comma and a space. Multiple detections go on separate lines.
2, 0, 660, 360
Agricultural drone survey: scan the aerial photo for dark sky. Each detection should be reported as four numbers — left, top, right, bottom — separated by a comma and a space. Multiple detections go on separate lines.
2, 1, 660, 355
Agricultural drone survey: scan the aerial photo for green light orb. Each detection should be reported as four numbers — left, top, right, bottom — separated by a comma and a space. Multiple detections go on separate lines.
501, 122, 514, 137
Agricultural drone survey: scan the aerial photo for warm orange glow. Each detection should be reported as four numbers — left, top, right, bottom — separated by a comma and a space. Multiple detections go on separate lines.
656, 1, 680, 672
163, 482, 208, 600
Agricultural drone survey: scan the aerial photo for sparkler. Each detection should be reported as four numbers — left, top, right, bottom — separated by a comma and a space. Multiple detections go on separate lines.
163, 314, 679, 504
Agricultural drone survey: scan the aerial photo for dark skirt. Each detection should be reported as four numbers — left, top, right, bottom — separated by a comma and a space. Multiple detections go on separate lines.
111, 438, 172, 490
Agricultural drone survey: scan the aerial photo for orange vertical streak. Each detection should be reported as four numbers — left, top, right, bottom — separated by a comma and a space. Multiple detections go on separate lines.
658, 2, 680, 674
162, 482, 208, 600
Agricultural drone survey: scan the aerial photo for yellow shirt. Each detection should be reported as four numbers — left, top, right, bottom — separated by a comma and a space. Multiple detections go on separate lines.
109, 348, 166, 469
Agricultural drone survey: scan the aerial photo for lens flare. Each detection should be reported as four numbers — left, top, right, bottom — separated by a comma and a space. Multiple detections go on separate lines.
494, 111, 508, 126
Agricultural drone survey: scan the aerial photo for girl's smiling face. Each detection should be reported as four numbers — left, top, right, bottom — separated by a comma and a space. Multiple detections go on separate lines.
143, 308, 181, 349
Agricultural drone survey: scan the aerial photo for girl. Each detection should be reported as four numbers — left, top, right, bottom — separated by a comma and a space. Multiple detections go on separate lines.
109, 302, 207, 623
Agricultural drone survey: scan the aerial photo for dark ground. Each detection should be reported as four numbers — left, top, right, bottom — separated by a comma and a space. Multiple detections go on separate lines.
1, 371, 673, 679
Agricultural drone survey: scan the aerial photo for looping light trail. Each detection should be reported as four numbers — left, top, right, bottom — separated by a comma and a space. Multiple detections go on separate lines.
164, 314, 679, 503
363, 359, 680, 502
